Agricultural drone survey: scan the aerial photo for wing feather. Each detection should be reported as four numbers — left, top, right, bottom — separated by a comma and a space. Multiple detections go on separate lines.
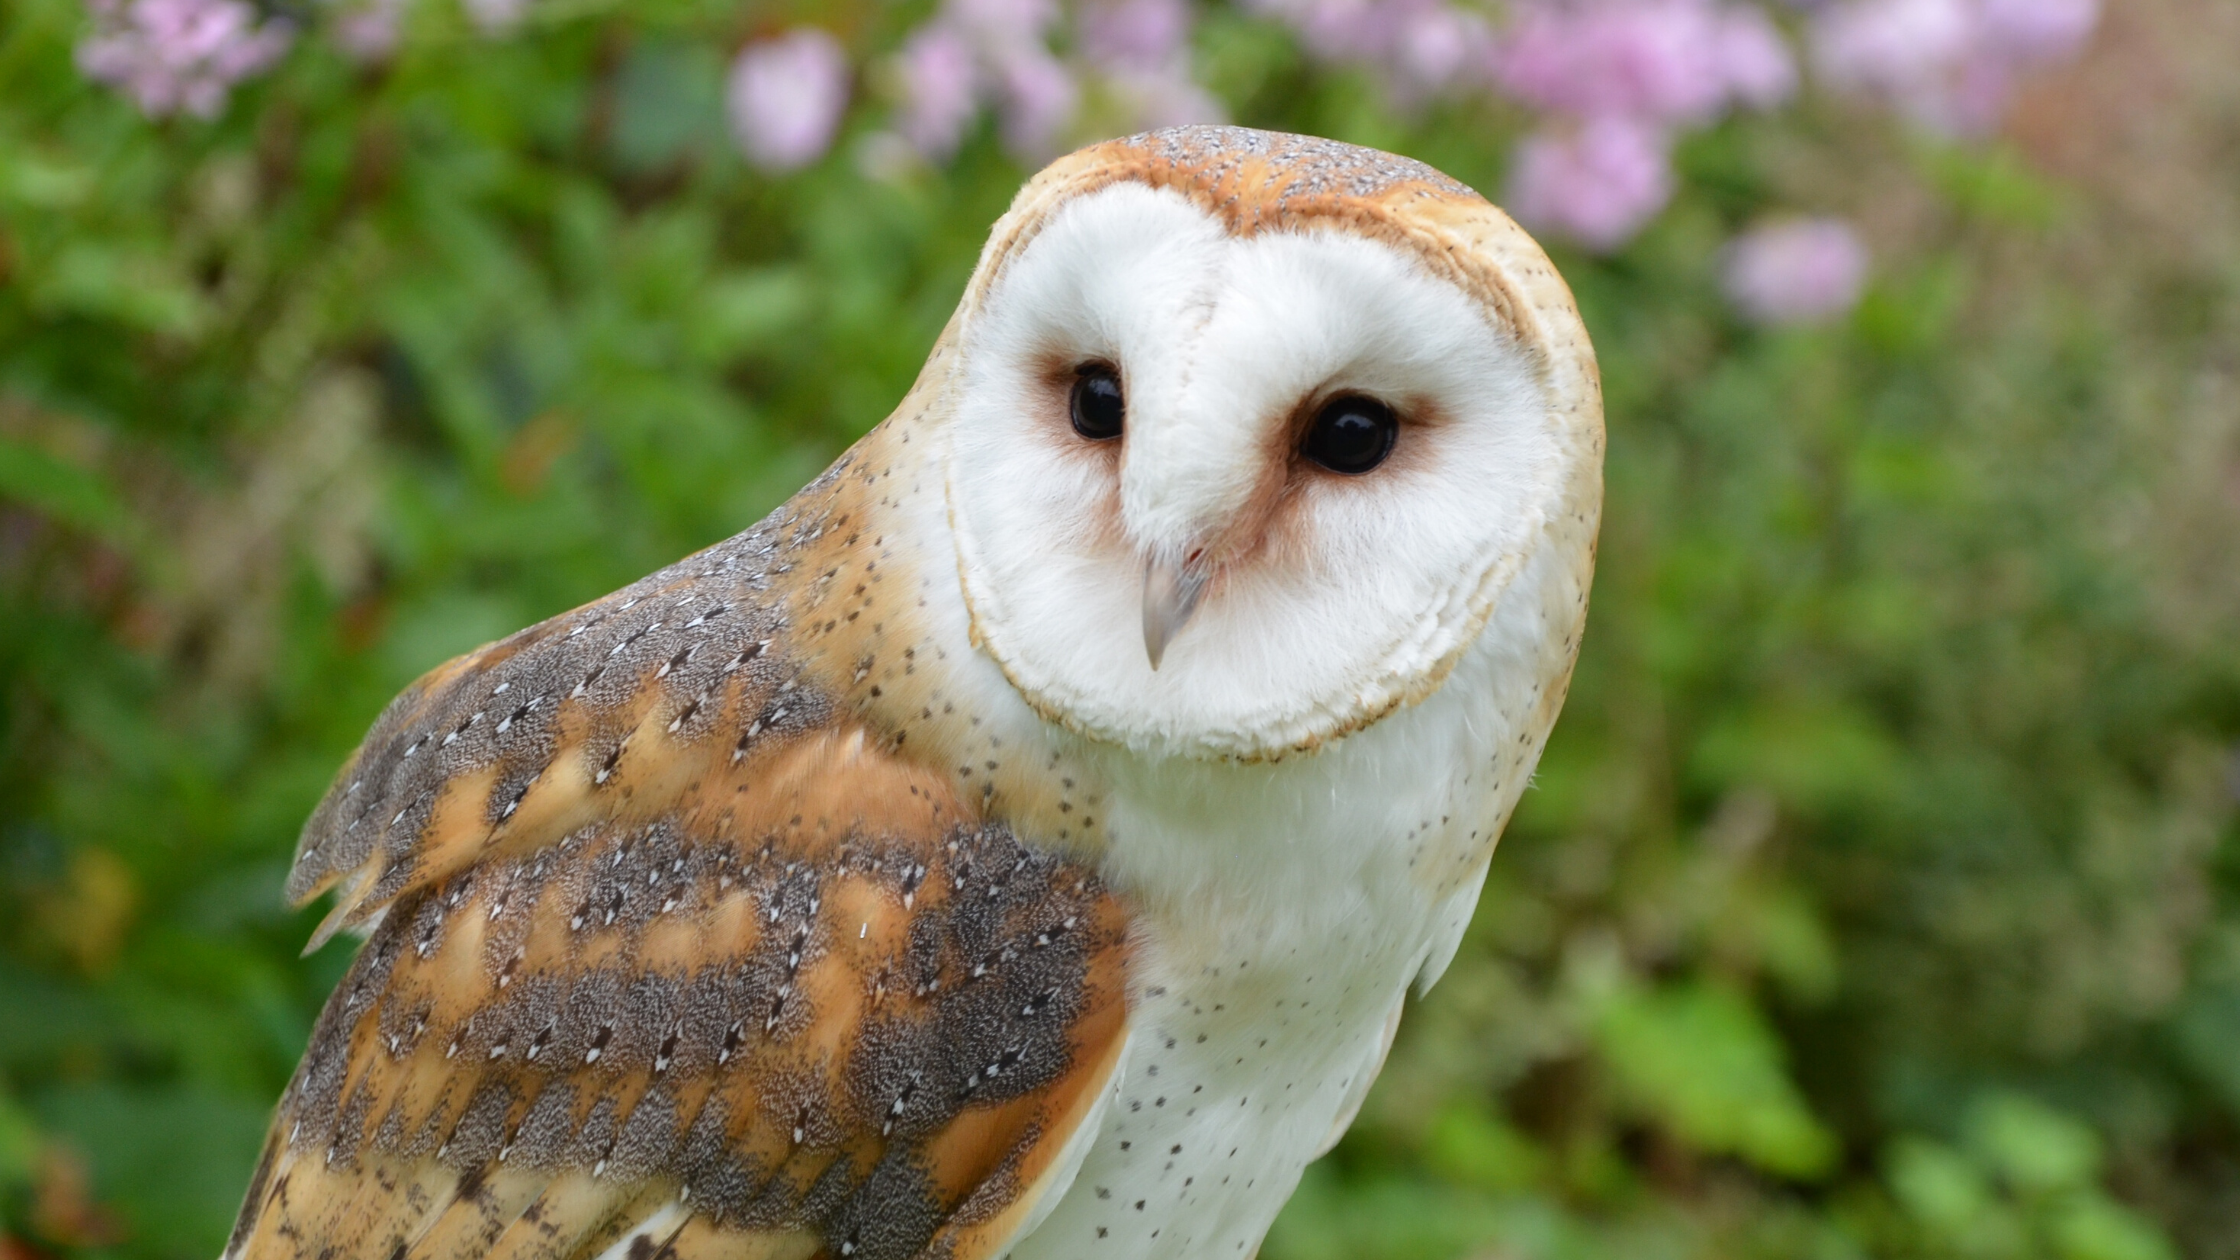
476, 1175, 638, 1260
232, 490, 1134, 1260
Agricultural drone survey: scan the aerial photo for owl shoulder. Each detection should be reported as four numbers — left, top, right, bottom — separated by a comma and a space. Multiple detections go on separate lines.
241, 468, 1135, 1260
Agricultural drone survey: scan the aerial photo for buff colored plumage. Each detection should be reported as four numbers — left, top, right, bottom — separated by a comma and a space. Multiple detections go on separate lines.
231, 126, 1602, 1260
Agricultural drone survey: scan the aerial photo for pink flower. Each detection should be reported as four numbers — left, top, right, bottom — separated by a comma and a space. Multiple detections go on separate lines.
1080, 0, 1192, 71
881, 0, 1223, 163
1079, 0, 1223, 126
1721, 218, 1869, 324
949, 0, 1062, 40
461, 0, 528, 34
1975, 0, 2097, 63
726, 28, 852, 171
992, 42, 1078, 158
330, 0, 407, 63
1247, 0, 1490, 97
1505, 116, 1674, 251
1255, 0, 1386, 62
1390, 3, 1492, 94
1494, 0, 1793, 126
1716, 5, 1797, 107
77, 0, 292, 118
1810, 0, 2096, 135
1103, 65, 1227, 128
1936, 50, 2017, 133
1811, 0, 1972, 98
895, 24, 981, 157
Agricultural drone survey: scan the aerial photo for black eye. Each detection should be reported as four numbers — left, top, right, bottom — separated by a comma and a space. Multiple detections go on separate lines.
1301, 395, 1397, 474
1070, 365, 1124, 440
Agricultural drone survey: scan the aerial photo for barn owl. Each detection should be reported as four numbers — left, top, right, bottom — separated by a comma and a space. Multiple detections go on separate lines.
227, 126, 1602, 1260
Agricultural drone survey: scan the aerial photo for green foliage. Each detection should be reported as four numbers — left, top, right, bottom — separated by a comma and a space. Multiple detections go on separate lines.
1591, 978, 1839, 1178
1881, 1095, 2178, 1260
3, 2, 2237, 1259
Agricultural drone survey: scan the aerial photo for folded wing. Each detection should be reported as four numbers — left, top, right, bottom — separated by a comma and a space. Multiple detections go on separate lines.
228, 500, 1133, 1260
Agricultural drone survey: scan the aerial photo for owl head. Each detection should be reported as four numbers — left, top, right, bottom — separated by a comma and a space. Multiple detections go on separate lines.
935, 127, 1602, 763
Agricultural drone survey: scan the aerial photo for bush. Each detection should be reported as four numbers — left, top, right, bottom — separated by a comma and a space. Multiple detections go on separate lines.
2, 0, 2235, 1257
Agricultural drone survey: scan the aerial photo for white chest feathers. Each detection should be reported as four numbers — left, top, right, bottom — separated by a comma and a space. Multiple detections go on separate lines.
1007, 911, 1419, 1260
1007, 605, 1549, 1259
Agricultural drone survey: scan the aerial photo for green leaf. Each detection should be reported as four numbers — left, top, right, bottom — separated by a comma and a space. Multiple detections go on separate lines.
1885, 1136, 1991, 1233
1591, 980, 1838, 1179
1964, 1093, 2100, 1194
1747, 887, 1840, 1004
688, 268, 816, 363
2050, 1195, 2178, 1260
1424, 1101, 1547, 1193
31, 1084, 272, 1260
0, 148, 94, 208
0, 1090, 39, 1182
0, 435, 133, 541
1691, 697, 1904, 816
34, 242, 206, 335
1922, 141, 2065, 230
2168, 982, 2240, 1117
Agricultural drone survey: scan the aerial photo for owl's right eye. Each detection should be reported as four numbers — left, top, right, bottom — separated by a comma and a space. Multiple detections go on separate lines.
1070, 365, 1125, 440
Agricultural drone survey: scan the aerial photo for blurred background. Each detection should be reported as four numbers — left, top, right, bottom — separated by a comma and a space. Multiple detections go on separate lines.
3, 0, 2238, 1255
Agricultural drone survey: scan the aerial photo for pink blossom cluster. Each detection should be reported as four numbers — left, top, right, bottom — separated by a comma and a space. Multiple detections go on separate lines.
1721, 217, 1870, 324
902, 0, 1084, 159
879, 0, 1220, 163
1233, 0, 1794, 249
1490, 0, 1796, 250
1810, 0, 2100, 135
728, 29, 853, 172
1078, 0, 1226, 132
1505, 116, 1675, 253
70, 0, 2104, 326
1495, 0, 1795, 122
461, 0, 530, 36
330, 0, 407, 63
891, 0, 1079, 160
76, 0, 292, 119
1242, 0, 1496, 100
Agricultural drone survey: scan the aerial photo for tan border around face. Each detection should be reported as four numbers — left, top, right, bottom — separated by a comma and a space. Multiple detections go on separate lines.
927, 126, 1605, 761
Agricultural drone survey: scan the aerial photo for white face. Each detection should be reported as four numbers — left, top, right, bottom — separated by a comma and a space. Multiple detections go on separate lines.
945, 182, 1566, 761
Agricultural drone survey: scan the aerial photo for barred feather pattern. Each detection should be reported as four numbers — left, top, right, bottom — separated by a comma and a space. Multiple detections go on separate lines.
230, 809, 1130, 1260
230, 462, 1136, 1260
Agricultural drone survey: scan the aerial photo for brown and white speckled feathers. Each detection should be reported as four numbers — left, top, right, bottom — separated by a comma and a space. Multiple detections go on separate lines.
240, 123, 1605, 1260
231, 478, 1134, 1260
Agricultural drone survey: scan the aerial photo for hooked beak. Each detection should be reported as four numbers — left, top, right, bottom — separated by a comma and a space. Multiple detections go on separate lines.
1142, 552, 1210, 670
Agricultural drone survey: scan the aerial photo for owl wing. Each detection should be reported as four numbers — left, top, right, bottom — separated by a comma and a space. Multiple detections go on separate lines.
227, 502, 1134, 1260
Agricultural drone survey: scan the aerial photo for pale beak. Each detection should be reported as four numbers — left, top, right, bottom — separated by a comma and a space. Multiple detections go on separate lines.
1142, 552, 1210, 670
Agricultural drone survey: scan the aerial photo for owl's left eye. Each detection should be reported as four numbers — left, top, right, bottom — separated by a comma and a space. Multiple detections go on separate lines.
1302, 394, 1397, 474
1070, 365, 1125, 441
